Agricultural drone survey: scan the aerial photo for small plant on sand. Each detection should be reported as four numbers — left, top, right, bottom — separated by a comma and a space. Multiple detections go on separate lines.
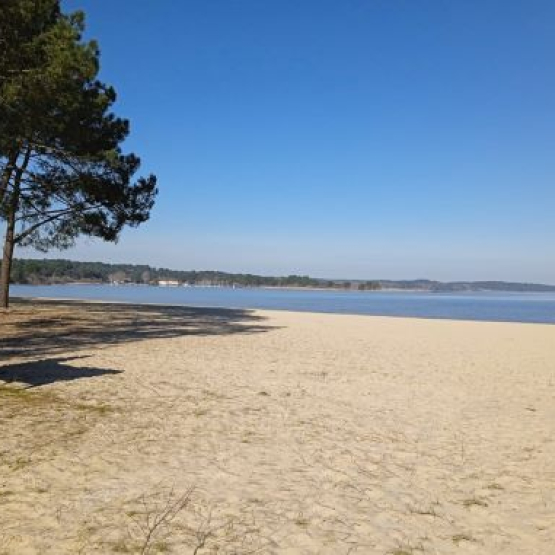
0, 490, 13, 501
408, 502, 441, 518
389, 542, 424, 555
126, 487, 194, 555
294, 512, 310, 528
452, 533, 475, 545
462, 497, 488, 509
112, 540, 133, 553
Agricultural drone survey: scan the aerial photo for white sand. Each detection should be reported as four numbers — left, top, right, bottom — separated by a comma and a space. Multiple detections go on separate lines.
1, 303, 554, 554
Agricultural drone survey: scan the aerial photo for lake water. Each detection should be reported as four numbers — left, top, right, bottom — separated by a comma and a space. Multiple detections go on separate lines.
10, 284, 555, 324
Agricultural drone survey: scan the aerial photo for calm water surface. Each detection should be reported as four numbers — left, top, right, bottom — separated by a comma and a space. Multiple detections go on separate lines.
10, 284, 555, 324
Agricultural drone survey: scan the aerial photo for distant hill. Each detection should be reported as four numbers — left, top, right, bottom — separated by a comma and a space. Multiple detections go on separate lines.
377, 279, 555, 293
7, 258, 555, 292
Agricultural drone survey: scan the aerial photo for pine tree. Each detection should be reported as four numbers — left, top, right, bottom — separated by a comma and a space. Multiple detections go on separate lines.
0, 1, 157, 308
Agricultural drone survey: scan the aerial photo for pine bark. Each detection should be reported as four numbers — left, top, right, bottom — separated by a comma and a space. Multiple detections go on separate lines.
0, 203, 16, 309
0, 149, 19, 208
0, 146, 31, 309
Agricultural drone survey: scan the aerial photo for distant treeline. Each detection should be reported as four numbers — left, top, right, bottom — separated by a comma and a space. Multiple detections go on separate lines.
7, 258, 381, 290
6, 259, 555, 292
378, 279, 555, 292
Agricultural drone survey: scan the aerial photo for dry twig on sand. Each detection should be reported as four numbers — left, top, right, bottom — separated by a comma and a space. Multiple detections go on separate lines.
127, 487, 194, 554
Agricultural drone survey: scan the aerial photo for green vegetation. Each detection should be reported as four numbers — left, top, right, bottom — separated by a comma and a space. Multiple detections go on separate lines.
6, 258, 555, 291
462, 497, 489, 509
8, 258, 376, 289
452, 533, 475, 545
357, 281, 382, 290
378, 279, 555, 292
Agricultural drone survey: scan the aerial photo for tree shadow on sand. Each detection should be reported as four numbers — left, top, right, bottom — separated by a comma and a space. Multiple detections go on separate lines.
0, 355, 122, 387
1, 298, 279, 362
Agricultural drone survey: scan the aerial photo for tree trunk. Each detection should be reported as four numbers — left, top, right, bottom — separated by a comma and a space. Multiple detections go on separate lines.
0, 148, 19, 208
0, 145, 31, 309
0, 205, 16, 309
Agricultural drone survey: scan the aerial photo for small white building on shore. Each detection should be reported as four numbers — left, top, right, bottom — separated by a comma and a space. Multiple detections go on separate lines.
157, 279, 180, 287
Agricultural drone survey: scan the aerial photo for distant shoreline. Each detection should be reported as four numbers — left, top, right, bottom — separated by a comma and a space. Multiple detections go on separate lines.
9, 258, 555, 292
11, 280, 555, 294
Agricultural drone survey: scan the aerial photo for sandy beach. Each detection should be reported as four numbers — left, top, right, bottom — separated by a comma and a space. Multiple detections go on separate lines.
1, 299, 554, 554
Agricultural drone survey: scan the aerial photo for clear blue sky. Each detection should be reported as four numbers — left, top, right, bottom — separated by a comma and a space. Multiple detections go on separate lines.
26, 0, 555, 282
